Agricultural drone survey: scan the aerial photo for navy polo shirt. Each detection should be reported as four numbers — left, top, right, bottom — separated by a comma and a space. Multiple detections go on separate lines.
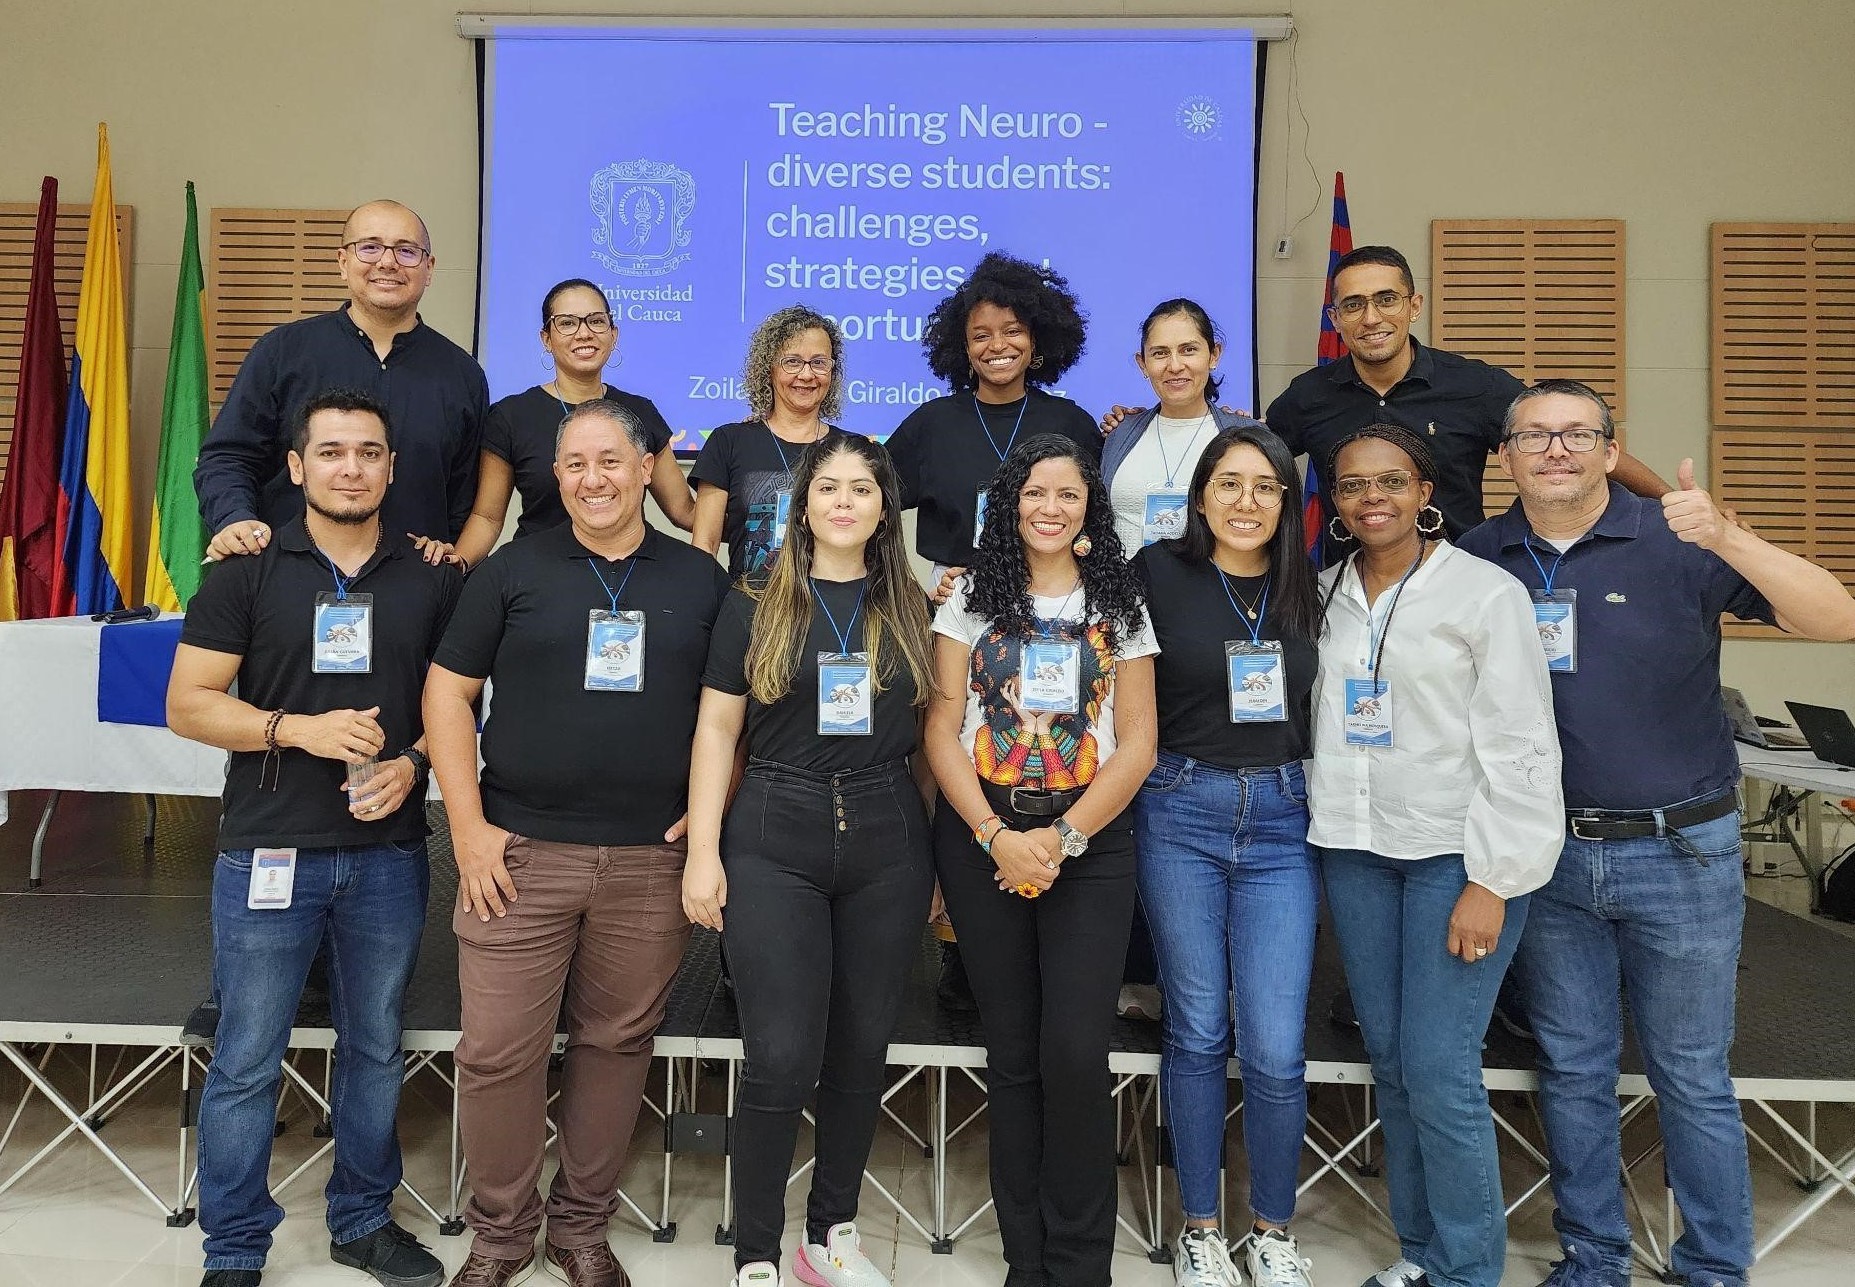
1456, 483, 1775, 811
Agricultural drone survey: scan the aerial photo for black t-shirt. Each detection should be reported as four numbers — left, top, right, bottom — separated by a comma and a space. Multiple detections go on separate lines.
433, 524, 732, 846
481, 385, 674, 540
701, 578, 920, 772
179, 519, 463, 850
885, 389, 1103, 566
1131, 543, 1316, 770
689, 421, 835, 580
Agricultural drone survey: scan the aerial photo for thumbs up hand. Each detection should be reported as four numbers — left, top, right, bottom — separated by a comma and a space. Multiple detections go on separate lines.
1661, 457, 1730, 550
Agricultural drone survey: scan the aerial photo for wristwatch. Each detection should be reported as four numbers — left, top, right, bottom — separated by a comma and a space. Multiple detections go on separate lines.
1054, 817, 1090, 859
396, 746, 431, 786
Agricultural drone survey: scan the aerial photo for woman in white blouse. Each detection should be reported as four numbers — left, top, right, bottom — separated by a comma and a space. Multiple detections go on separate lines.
1308, 423, 1562, 1287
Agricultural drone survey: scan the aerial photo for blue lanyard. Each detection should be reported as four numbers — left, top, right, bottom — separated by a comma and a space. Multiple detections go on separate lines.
1217, 571, 1270, 646
1523, 538, 1571, 593
1155, 412, 1211, 488
1360, 545, 1425, 692
586, 557, 638, 613
809, 578, 866, 653
768, 424, 824, 479
310, 534, 372, 601
973, 394, 1029, 462
1035, 581, 1084, 640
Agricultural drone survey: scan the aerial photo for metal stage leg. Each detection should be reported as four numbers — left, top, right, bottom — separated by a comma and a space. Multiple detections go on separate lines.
28, 790, 59, 889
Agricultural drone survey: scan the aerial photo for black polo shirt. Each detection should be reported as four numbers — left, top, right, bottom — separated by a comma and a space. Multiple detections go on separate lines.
1457, 483, 1776, 811
1265, 339, 1525, 548
434, 523, 732, 846
884, 390, 1102, 567
482, 384, 674, 540
180, 519, 463, 851
195, 303, 490, 543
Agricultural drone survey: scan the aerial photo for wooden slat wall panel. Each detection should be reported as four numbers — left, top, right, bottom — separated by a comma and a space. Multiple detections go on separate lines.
1430, 219, 1627, 519
0, 202, 134, 483
1712, 223, 1855, 429
1713, 429, 1855, 638
207, 209, 348, 408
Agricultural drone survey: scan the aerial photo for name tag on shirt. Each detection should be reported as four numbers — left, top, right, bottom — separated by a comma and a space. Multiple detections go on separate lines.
1226, 641, 1286, 723
773, 488, 793, 550
973, 488, 989, 548
1142, 489, 1189, 546
818, 652, 873, 735
585, 610, 646, 692
1019, 639, 1082, 715
247, 847, 297, 910
1532, 589, 1577, 673
1343, 675, 1394, 747
313, 593, 373, 673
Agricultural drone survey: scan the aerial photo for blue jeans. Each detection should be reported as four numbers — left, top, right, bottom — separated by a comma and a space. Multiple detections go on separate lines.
1516, 809, 1751, 1287
199, 841, 430, 1271
1136, 753, 1316, 1225
1319, 848, 1527, 1287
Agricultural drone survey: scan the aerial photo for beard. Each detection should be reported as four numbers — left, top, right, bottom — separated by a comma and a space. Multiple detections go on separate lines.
305, 492, 382, 526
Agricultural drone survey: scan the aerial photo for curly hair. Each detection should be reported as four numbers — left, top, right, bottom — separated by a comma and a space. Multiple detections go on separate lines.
920, 252, 1088, 390
965, 434, 1145, 655
741, 305, 844, 422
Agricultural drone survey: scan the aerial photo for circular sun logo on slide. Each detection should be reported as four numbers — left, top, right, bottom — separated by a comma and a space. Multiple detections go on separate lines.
1177, 96, 1222, 141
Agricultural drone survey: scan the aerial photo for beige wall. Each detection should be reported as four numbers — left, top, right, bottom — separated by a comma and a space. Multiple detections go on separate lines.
3, 0, 1851, 706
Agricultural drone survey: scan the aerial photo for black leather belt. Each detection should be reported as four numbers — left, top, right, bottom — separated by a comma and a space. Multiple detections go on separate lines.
1566, 792, 1737, 841
983, 781, 1083, 818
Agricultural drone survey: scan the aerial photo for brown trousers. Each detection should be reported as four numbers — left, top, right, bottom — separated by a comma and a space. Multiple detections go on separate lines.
454, 836, 690, 1257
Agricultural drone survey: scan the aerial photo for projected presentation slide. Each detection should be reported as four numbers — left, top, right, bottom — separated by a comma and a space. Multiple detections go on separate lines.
483, 27, 1261, 452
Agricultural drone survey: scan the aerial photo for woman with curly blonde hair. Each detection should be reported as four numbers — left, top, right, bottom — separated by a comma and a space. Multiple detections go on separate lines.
692, 306, 845, 579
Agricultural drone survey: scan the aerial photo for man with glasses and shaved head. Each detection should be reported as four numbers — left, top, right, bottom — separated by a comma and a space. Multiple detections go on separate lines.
195, 198, 488, 564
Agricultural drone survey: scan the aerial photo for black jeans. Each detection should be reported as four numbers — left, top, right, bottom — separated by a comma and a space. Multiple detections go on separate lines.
933, 800, 1137, 1287
722, 757, 934, 1268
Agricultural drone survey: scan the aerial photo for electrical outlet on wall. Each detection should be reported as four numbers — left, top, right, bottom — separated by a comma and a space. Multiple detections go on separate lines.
1273, 236, 1294, 259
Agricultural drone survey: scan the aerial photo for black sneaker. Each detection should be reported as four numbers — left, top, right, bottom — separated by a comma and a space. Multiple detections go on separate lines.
1328, 986, 1360, 1030
201, 1271, 262, 1287
937, 940, 978, 1015
330, 1221, 445, 1287
182, 999, 221, 1048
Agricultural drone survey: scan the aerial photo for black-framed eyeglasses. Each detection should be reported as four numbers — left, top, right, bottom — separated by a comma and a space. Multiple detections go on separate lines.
1502, 428, 1611, 454
547, 312, 614, 336
342, 240, 431, 267
1330, 290, 1411, 321
1333, 470, 1417, 500
776, 355, 835, 375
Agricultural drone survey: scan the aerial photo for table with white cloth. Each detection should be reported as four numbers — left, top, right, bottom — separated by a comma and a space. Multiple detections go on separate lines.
1738, 742, 1855, 904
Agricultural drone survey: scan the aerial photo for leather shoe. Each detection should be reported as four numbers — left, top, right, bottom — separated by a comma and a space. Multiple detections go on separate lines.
544, 1241, 628, 1287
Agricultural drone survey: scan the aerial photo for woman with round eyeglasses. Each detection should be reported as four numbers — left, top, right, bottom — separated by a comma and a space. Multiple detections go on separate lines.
692, 307, 845, 580
1129, 424, 1323, 1287
1308, 424, 1563, 1287
428, 278, 694, 571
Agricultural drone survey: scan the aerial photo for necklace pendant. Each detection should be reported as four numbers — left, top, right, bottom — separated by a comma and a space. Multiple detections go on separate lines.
1246, 608, 1258, 620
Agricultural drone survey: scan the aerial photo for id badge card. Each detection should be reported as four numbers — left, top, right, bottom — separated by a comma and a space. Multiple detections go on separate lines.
973, 488, 989, 548
1142, 488, 1189, 546
313, 593, 373, 673
772, 488, 793, 550
1226, 641, 1287, 723
818, 651, 873, 735
1342, 675, 1394, 747
585, 610, 646, 692
1019, 639, 1082, 715
247, 847, 297, 910
1532, 589, 1577, 673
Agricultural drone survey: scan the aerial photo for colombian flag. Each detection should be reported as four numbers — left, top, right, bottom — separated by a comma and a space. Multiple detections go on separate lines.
52, 124, 135, 615
145, 182, 209, 610
1304, 171, 1352, 565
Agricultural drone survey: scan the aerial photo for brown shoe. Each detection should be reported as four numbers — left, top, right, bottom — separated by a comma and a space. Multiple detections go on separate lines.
542, 1241, 628, 1287
447, 1250, 536, 1287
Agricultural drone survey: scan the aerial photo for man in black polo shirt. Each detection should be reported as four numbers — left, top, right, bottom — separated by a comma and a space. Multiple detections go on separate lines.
1457, 379, 1855, 1287
195, 199, 488, 561
424, 399, 730, 1287
169, 389, 460, 1287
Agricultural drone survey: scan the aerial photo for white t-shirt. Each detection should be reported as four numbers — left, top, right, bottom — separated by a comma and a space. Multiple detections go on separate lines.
932, 580, 1159, 784
1109, 413, 1218, 553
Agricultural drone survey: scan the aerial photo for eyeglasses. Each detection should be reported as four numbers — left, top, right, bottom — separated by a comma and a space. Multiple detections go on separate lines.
1330, 290, 1411, 321
548, 312, 614, 336
776, 355, 835, 375
1208, 477, 1287, 508
1502, 428, 1610, 454
342, 240, 431, 267
1333, 470, 1417, 500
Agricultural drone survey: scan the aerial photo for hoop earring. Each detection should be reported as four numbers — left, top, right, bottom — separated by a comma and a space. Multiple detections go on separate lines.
1416, 505, 1446, 538
1072, 533, 1093, 558
1326, 516, 1357, 545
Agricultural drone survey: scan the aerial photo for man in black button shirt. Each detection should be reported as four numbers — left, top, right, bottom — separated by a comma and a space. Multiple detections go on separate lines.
195, 200, 488, 562
168, 389, 460, 1287
423, 400, 730, 1287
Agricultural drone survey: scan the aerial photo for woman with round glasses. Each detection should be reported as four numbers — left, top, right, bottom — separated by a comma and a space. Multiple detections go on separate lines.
1129, 424, 1323, 1287
692, 306, 844, 580
430, 278, 693, 570
1309, 424, 1562, 1287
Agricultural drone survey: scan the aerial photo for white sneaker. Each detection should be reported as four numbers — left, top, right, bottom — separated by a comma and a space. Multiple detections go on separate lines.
793, 1223, 889, 1287
1173, 1227, 1242, 1287
734, 1261, 782, 1287
1246, 1228, 1313, 1287
1361, 1261, 1427, 1287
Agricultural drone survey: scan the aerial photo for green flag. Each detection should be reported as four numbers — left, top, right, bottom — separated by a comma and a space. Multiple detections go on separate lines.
145, 180, 209, 610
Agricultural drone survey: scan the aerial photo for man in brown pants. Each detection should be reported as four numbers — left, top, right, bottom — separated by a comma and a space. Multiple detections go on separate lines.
423, 401, 732, 1287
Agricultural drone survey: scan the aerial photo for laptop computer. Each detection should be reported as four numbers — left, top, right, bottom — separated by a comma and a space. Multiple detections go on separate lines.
1784, 702, 1855, 768
1722, 686, 1810, 749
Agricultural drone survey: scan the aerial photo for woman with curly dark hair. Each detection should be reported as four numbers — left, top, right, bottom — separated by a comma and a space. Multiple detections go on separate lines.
922, 434, 1157, 1287
886, 252, 1102, 608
